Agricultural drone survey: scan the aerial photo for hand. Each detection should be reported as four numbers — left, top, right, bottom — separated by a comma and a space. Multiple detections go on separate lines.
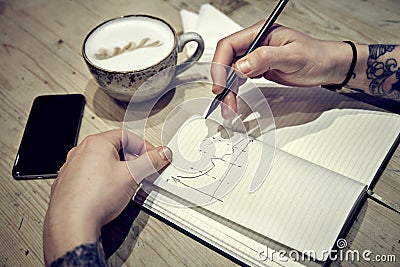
43, 129, 171, 265
212, 22, 353, 118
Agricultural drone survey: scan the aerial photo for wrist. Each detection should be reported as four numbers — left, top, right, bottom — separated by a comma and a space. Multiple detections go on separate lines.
44, 207, 101, 265
346, 44, 369, 91
323, 41, 355, 86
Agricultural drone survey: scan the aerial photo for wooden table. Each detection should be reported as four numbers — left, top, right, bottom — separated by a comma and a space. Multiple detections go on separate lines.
0, 0, 399, 266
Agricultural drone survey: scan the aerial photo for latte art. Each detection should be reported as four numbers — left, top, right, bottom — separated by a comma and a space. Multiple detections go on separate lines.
84, 16, 175, 71
95, 38, 162, 60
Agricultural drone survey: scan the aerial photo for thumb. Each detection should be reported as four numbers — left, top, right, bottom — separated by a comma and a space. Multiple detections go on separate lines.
235, 46, 285, 77
127, 146, 172, 184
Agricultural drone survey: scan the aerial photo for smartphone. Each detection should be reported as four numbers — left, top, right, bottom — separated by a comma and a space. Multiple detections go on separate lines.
12, 94, 86, 180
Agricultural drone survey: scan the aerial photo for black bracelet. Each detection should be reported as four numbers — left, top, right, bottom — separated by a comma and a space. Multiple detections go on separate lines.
322, 40, 357, 90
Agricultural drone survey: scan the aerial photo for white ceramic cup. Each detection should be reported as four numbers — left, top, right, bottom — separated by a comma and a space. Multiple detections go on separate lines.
83, 15, 204, 102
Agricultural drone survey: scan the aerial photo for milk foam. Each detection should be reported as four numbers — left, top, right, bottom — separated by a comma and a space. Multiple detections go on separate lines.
84, 16, 175, 71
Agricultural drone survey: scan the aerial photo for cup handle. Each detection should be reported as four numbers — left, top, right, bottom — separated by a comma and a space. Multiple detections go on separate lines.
176, 32, 205, 75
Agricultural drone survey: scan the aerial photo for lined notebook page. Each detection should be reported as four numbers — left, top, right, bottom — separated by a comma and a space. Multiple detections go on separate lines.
204, 145, 364, 260
143, 117, 366, 261
137, 189, 311, 267
251, 86, 400, 186
272, 109, 400, 186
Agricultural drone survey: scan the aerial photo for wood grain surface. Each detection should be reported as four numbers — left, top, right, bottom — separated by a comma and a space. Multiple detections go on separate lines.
0, 0, 399, 266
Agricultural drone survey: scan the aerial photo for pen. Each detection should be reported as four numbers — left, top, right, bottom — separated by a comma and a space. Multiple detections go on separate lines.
205, 0, 289, 119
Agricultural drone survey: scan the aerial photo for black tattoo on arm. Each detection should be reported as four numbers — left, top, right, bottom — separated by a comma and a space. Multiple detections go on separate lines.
366, 44, 400, 95
50, 239, 108, 267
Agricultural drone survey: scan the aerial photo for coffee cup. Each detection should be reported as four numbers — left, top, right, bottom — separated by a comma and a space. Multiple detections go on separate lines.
82, 15, 204, 102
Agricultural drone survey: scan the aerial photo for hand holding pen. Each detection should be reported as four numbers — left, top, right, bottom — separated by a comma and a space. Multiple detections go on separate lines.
210, 0, 362, 119
206, 0, 289, 119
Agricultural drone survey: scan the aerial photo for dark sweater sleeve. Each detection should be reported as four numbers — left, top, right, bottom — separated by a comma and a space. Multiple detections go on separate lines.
50, 238, 108, 267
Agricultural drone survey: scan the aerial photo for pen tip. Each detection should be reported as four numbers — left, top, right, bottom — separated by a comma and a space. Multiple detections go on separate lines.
205, 98, 219, 119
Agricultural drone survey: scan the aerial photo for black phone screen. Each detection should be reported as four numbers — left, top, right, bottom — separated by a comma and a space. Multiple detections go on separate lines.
12, 94, 86, 179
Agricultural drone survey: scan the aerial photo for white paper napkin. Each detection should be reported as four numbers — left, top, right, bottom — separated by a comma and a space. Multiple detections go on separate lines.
180, 4, 242, 62
180, 4, 275, 87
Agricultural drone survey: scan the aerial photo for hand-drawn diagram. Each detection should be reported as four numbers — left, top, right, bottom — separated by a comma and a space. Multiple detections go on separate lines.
152, 116, 255, 206
169, 135, 254, 202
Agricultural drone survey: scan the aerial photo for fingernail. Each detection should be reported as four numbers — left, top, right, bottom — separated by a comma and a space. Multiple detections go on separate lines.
158, 146, 172, 162
237, 59, 251, 74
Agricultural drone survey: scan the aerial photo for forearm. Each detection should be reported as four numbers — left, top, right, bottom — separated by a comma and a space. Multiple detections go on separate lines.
346, 44, 400, 96
43, 214, 108, 267
49, 239, 108, 267
43, 207, 101, 266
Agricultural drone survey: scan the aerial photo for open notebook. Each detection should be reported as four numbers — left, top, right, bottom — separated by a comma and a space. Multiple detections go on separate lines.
133, 86, 400, 266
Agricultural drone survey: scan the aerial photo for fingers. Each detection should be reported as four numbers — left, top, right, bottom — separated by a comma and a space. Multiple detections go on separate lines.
73, 129, 167, 185
101, 129, 170, 184
211, 21, 267, 96
122, 129, 155, 155
126, 146, 172, 184
210, 64, 239, 119
234, 45, 290, 78
212, 20, 268, 68
65, 147, 77, 161
91, 129, 155, 158
124, 153, 138, 161
221, 92, 238, 119
211, 21, 280, 118
97, 129, 154, 156
211, 21, 282, 84
211, 63, 229, 95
